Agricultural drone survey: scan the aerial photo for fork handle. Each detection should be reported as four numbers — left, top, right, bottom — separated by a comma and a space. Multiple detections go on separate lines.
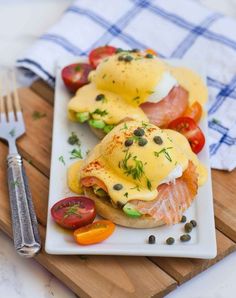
7, 153, 41, 258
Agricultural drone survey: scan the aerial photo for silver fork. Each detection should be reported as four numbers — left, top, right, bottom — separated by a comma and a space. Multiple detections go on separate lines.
0, 71, 41, 258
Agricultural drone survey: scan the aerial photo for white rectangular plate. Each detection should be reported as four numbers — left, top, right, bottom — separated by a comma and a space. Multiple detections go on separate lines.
45, 57, 217, 258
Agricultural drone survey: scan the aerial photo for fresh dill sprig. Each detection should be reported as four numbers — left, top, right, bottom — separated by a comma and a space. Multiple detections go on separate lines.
154, 147, 173, 162
119, 151, 145, 181
59, 155, 66, 165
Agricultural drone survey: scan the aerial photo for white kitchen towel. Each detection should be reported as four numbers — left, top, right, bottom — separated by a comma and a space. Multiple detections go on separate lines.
16, 0, 236, 171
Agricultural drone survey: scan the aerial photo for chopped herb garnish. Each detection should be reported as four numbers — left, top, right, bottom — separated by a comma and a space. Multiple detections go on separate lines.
70, 148, 83, 160
92, 109, 108, 117
68, 132, 80, 146
124, 192, 129, 198
133, 96, 140, 102
147, 90, 154, 94
63, 204, 82, 219
146, 178, 152, 190
141, 121, 149, 129
75, 65, 81, 72
119, 151, 145, 181
59, 155, 65, 165
120, 123, 128, 130
154, 147, 173, 162
131, 184, 141, 191
86, 149, 90, 155
102, 74, 107, 79
32, 111, 46, 120
9, 128, 15, 137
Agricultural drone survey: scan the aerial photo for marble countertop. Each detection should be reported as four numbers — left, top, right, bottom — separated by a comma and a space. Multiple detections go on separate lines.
0, 1, 236, 297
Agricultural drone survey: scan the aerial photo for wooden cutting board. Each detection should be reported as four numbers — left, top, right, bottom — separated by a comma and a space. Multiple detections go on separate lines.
0, 80, 235, 297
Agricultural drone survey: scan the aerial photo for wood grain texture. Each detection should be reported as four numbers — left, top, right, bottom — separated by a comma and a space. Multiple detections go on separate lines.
150, 230, 236, 285
16, 88, 53, 176
212, 169, 236, 242
31, 79, 54, 105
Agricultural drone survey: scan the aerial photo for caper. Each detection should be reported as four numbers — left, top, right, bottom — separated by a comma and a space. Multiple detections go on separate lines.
118, 56, 124, 61
148, 235, 156, 244
146, 53, 153, 59
153, 136, 163, 145
131, 48, 139, 53
180, 234, 191, 242
138, 138, 148, 146
184, 222, 193, 233
125, 139, 133, 147
180, 215, 187, 223
124, 55, 133, 62
95, 94, 105, 101
134, 128, 145, 137
190, 220, 197, 227
113, 183, 123, 191
166, 237, 175, 245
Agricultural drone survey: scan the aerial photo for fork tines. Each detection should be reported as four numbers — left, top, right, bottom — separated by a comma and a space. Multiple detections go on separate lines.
0, 71, 22, 123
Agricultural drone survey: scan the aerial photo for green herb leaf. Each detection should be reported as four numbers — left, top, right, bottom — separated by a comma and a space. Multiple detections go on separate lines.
119, 151, 145, 181
63, 204, 82, 219
70, 148, 83, 160
146, 178, 152, 190
68, 132, 80, 146
59, 155, 66, 165
154, 147, 173, 162
32, 111, 46, 120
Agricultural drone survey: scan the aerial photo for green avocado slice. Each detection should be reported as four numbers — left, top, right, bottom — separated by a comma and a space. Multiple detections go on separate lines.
123, 203, 142, 218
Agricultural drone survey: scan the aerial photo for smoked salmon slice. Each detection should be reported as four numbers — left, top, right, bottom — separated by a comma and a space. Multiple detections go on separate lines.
81, 177, 108, 192
140, 86, 189, 128
131, 161, 198, 225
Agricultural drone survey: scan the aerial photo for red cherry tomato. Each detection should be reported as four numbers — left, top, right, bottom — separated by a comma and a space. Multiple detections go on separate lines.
184, 101, 203, 123
51, 196, 96, 230
61, 63, 93, 93
89, 46, 117, 68
168, 117, 205, 154
74, 220, 115, 245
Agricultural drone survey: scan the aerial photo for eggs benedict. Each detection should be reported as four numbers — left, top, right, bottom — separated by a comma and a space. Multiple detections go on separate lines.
71, 121, 207, 228
67, 48, 207, 139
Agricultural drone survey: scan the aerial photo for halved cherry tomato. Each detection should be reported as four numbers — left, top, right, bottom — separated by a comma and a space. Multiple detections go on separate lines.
184, 101, 202, 123
168, 117, 205, 154
145, 48, 158, 56
74, 220, 115, 245
61, 63, 93, 93
51, 196, 96, 230
89, 46, 117, 68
